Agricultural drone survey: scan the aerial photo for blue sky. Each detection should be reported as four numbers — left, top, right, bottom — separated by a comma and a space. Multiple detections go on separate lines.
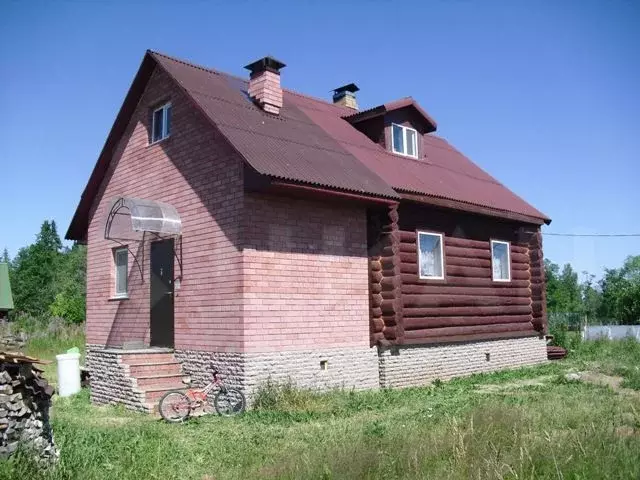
1, 1, 638, 277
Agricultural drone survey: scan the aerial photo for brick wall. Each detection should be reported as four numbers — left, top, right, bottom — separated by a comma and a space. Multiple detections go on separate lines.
86, 66, 244, 351
241, 194, 371, 352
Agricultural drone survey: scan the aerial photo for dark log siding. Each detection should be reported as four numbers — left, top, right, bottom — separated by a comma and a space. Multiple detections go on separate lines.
367, 202, 546, 346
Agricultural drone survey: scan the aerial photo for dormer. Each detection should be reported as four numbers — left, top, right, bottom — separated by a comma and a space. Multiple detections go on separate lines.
343, 97, 437, 160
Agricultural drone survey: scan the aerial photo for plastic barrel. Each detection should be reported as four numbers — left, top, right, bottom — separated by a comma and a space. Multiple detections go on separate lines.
56, 352, 81, 397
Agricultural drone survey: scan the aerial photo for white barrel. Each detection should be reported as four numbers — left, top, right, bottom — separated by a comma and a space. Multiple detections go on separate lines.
56, 352, 81, 397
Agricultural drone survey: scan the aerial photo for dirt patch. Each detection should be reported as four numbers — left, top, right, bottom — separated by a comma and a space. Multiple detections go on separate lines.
569, 371, 639, 397
475, 375, 555, 394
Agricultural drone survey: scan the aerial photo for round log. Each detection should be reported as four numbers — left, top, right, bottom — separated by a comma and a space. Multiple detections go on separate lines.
398, 230, 416, 243
445, 246, 491, 260
404, 323, 534, 339
370, 307, 383, 319
369, 260, 382, 272
400, 284, 531, 297
371, 317, 384, 332
403, 305, 532, 317
400, 242, 416, 253
369, 283, 382, 294
510, 252, 529, 264
381, 300, 398, 314
444, 237, 490, 250
400, 274, 530, 289
445, 257, 492, 269
403, 315, 533, 330
401, 329, 537, 346
402, 295, 532, 308
370, 271, 383, 283
370, 294, 383, 308
383, 326, 397, 340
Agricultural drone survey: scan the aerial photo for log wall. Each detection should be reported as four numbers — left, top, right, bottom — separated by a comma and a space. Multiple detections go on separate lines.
367, 202, 546, 346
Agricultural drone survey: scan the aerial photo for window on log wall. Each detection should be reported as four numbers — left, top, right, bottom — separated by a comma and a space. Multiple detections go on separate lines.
491, 240, 511, 282
418, 231, 444, 279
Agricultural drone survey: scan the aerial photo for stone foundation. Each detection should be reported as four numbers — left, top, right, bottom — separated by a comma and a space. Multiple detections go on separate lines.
378, 336, 548, 388
85, 345, 147, 412
175, 346, 379, 402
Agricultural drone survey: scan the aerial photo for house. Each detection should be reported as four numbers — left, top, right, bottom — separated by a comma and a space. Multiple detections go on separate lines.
0, 263, 13, 321
66, 51, 550, 411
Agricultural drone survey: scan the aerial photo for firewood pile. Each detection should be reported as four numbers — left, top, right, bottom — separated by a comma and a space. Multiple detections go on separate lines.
0, 351, 58, 460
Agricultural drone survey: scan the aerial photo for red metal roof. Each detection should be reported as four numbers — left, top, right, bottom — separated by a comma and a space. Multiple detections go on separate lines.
343, 97, 438, 133
66, 51, 549, 240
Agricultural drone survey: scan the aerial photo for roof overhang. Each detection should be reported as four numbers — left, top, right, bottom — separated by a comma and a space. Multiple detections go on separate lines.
400, 191, 551, 226
343, 97, 437, 133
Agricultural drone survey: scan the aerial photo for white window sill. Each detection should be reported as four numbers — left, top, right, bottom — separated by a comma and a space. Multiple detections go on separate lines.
391, 150, 419, 160
108, 295, 130, 301
148, 135, 171, 147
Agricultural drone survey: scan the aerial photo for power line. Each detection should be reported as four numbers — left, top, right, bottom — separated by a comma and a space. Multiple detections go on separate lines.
543, 233, 640, 237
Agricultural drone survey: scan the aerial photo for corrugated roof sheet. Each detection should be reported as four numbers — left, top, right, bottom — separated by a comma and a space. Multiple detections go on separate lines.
151, 51, 548, 223
0, 263, 14, 311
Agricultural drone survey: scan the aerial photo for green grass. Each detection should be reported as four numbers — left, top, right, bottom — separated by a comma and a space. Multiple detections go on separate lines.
2, 336, 640, 479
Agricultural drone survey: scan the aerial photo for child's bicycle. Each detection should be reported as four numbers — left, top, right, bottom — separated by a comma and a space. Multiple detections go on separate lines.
158, 369, 246, 422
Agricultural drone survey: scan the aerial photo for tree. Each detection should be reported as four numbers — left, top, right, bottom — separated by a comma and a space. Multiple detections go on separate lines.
545, 260, 582, 313
11, 221, 62, 316
1, 248, 9, 264
49, 244, 86, 323
598, 255, 640, 324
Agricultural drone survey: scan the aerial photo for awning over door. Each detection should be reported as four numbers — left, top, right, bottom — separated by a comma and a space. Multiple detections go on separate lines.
104, 197, 182, 241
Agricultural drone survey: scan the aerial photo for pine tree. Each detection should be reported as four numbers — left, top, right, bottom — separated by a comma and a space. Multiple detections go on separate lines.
1, 248, 9, 264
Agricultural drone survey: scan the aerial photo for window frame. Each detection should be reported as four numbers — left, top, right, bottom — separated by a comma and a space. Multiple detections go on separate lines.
490, 239, 511, 282
113, 247, 129, 298
150, 102, 172, 144
391, 123, 419, 159
417, 231, 446, 280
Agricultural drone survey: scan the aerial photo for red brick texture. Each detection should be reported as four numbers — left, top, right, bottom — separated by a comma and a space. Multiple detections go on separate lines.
85, 66, 244, 351
242, 194, 371, 352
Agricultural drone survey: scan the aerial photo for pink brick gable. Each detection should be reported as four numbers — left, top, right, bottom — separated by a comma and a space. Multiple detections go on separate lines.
85, 66, 245, 352
241, 194, 371, 352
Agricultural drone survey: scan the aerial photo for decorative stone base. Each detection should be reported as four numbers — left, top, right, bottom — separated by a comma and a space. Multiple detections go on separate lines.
86, 345, 147, 412
378, 336, 548, 388
175, 346, 379, 402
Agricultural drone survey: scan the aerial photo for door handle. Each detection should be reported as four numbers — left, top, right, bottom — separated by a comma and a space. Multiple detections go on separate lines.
164, 291, 173, 296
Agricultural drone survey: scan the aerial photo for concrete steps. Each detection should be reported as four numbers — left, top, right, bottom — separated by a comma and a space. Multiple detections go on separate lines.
119, 351, 187, 409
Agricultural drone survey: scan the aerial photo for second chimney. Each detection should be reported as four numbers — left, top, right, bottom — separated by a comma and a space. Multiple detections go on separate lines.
332, 83, 359, 110
245, 56, 286, 115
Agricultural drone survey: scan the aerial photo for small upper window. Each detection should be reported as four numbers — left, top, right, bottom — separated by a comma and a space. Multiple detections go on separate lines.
491, 240, 511, 282
151, 102, 172, 143
418, 232, 444, 279
391, 123, 418, 158
114, 248, 128, 297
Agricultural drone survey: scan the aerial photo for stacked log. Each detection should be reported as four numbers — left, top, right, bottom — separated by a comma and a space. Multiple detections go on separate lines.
0, 352, 57, 460
528, 229, 547, 332
397, 231, 535, 344
368, 205, 403, 345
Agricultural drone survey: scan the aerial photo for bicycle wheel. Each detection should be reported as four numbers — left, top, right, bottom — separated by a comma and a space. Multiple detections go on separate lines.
158, 391, 191, 422
213, 387, 246, 416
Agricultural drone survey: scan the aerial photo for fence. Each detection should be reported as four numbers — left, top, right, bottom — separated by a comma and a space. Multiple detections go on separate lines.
582, 325, 640, 341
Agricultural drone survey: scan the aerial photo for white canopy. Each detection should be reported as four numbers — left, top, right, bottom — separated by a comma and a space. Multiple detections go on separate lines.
104, 197, 182, 240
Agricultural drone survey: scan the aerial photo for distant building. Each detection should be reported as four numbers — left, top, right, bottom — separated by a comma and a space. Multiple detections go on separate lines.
0, 263, 14, 320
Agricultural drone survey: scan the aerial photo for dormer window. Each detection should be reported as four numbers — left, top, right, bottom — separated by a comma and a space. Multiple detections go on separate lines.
391, 123, 418, 158
151, 102, 172, 143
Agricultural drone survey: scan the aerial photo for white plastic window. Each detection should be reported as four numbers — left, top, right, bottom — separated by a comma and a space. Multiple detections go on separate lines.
418, 232, 444, 279
151, 102, 172, 143
114, 248, 128, 297
491, 240, 511, 282
392, 123, 418, 158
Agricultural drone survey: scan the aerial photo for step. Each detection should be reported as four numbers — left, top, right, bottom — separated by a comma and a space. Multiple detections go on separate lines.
121, 353, 176, 364
128, 362, 182, 376
135, 374, 187, 389
141, 386, 186, 403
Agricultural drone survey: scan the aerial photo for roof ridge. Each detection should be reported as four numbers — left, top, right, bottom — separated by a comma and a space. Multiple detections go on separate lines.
148, 50, 351, 113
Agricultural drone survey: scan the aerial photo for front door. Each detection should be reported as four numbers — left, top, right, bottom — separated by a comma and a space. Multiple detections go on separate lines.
150, 239, 174, 348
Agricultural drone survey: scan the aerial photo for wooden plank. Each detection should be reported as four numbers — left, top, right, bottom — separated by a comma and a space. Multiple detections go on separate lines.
400, 274, 530, 288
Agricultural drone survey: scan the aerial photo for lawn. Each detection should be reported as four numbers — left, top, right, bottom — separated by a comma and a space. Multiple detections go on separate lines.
2, 335, 640, 480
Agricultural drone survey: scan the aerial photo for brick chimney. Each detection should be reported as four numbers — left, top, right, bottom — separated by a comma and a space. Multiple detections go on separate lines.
332, 83, 359, 110
244, 56, 286, 115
